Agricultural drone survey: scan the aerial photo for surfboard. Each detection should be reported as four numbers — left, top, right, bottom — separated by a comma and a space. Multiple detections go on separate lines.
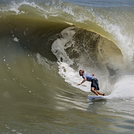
87, 95, 107, 101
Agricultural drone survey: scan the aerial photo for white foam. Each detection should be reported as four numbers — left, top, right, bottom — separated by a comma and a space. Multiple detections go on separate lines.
51, 27, 90, 92
51, 27, 75, 65
13, 37, 19, 43
1, 1, 45, 15
58, 62, 90, 92
110, 75, 134, 99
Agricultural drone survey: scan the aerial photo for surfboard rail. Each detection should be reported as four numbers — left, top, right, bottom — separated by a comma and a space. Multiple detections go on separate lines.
87, 95, 108, 101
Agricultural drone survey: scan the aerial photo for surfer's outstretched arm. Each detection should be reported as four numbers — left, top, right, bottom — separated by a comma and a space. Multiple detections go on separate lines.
78, 78, 86, 85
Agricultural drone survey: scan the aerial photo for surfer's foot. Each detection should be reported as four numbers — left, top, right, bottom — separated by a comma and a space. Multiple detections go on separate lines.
103, 93, 106, 96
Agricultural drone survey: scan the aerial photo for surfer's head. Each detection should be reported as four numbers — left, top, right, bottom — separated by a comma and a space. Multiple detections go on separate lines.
79, 70, 84, 76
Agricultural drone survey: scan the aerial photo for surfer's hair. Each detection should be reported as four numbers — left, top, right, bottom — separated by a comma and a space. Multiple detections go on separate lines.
79, 70, 84, 74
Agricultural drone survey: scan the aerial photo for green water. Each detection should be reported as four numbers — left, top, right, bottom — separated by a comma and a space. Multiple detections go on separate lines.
1, 0, 134, 133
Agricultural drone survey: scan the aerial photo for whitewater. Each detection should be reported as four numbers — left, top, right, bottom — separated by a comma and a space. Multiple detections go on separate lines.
0, 0, 134, 133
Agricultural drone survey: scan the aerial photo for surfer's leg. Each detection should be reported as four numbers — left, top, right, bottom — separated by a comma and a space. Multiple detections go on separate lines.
94, 80, 106, 96
91, 87, 100, 96
97, 91, 106, 96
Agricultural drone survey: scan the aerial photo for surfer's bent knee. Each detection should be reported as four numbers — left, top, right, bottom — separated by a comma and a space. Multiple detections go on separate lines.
91, 87, 95, 92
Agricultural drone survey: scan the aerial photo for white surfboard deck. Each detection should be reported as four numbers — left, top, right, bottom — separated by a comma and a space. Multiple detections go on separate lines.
87, 95, 108, 101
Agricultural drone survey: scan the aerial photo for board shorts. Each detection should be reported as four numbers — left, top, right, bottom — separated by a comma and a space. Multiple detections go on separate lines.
91, 78, 99, 90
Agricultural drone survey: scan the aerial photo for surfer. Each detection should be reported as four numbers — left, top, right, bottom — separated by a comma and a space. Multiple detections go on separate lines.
78, 70, 106, 96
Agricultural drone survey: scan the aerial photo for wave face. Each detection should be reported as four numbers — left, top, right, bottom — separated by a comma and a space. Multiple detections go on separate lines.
1, 0, 134, 133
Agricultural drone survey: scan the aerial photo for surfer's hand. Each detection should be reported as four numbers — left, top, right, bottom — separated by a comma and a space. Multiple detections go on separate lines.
77, 83, 81, 86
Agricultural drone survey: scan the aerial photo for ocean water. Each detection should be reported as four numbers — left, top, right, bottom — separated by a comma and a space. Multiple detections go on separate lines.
0, 0, 134, 133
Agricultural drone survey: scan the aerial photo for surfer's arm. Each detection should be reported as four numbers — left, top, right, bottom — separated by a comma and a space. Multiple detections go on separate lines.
78, 78, 86, 85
